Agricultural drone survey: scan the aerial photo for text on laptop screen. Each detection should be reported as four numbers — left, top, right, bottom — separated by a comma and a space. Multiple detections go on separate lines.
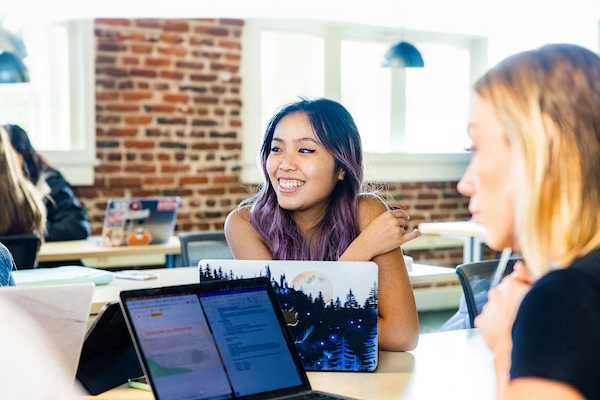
124, 287, 303, 400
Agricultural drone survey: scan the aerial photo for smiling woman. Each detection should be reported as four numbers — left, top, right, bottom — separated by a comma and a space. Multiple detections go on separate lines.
225, 98, 420, 351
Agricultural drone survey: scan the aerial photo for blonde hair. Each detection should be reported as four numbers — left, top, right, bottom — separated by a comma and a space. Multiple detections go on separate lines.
0, 126, 46, 236
475, 44, 600, 277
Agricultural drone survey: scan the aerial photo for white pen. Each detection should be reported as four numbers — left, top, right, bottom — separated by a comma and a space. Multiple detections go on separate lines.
491, 247, 512, 288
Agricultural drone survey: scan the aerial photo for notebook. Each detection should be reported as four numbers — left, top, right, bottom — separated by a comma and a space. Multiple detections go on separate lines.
102, 197, 180, 247
198, 260, 379, 372
119, 277, 356, 400
0, 283, 94, 379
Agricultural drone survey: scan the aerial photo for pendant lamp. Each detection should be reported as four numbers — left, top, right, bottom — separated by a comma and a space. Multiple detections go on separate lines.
381, 41, 424, 68
0, 28, 30, 83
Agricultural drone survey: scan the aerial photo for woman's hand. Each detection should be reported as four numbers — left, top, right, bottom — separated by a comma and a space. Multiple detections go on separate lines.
475, 261, 533, 354
352, 208, 420, 260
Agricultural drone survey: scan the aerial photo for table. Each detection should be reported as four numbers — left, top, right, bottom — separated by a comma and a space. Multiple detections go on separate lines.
89, 264, 460, 315
84, 329, 495, 400
418, 221, 486, 263
38, 236, 181, 268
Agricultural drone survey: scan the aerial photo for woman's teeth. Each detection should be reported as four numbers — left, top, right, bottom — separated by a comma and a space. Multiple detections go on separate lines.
279, 179, 305, 189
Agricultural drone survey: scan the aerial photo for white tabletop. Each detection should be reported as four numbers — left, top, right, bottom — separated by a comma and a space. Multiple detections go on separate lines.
418, 220, 486, 238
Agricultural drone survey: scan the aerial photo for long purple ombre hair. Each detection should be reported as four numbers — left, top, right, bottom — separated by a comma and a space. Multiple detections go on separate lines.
242, 98, 364, 260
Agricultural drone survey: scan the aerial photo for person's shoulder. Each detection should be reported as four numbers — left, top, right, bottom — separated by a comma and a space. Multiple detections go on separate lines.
224, 207, 254, 237
357, 193, 388, 228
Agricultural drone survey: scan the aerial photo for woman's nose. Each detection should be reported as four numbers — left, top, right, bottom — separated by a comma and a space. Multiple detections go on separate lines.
279, 153, 297, 171
457, 160, 475, 197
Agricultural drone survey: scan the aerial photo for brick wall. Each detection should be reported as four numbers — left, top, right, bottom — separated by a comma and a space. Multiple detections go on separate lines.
75, 18, 246, 234
72, 18, 473, 268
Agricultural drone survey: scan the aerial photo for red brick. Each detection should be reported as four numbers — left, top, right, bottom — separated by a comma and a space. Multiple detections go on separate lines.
144, 104, 176, 113
161, 33, 184, 44
190, 37, 214, 46
96, 18, 132, 26
225, 53, 241, 61
124, 116, 153, 124
191, 143, 219, 150
96, 55, 116, 64
160, 70, 184, 80
135, 19, 161, 29
175, 61, 204, 69
145, 57, 171, 67
192, 50, 221, 59
157, 47, 187, 57
123, 56, 140, 65
131, 44, 153, 54
180, 176, 209, 185
109, 177, 141, 188
106, 128, 138, 137
125, 165, 156, 173
224, 143, 241, 150
194, 27, 229, 36
224, 99, 241, 106
161, 165, 191, 173
157, 153, 171, 161
98, 42, 127, 52
106, 104, 140, 112
163, 94, 189, 103
190, 74, 217, 82
140, 153, 154, 161
96, 92, 119, 101
213, 175, 239, 184
229, 119, 242, 127
164, 21, 190, 32
138, 82, 149, 89
123, 140, 155, 149
122, 92, 153, 101
210, 63, 238, 73
219, 19, 244, 27
95, 165, 121, 173
218, 40, 241, 50
193, 96, 218, 104
97, 67, 128, 77
131, 69, 157, 78
418, 193, 439, 200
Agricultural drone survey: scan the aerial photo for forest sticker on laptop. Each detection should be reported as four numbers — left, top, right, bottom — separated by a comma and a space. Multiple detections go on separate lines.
199, 260, 378, 371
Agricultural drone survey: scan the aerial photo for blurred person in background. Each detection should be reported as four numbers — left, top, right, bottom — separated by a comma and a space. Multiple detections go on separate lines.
4, 124, 90, 242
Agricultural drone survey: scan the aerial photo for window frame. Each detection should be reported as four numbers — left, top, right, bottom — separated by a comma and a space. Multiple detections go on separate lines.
16, 19, 97, 186
241, 19, 487, 183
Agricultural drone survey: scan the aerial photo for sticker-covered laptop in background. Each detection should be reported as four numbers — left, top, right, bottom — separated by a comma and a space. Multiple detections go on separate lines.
102, 197, 179, 247
199, 260, 378, 372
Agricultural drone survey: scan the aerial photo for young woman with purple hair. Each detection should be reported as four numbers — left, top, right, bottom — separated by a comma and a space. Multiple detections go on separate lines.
225, 98, 420, 351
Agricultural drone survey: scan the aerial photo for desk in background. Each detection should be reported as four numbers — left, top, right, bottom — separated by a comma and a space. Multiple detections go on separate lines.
84, 329, 495, 400
39, 236, 181, 269
90, 264, 460, 315
418, 220, 486, 264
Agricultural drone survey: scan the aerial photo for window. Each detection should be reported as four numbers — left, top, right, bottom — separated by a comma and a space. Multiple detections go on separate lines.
0, 20, 95, 185
242, 20, 487, 183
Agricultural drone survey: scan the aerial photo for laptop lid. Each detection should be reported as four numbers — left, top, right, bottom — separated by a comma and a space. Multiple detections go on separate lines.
0, 282, 94, 379
102, 197, 180, 246
120, 277, 313, 400
198, 260, 378, 372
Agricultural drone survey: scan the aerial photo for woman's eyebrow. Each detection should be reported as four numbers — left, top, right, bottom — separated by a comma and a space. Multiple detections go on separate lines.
295, 137, 319, 144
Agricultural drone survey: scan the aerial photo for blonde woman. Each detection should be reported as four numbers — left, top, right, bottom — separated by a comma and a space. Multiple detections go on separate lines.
458, 43, 600, 400
0, 126, 46, 237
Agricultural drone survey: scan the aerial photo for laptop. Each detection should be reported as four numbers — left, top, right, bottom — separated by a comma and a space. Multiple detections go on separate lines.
198, 260, 378, 372
119, 277, 357, 400
102, 197, 180, 247
76, 301, 143, 395
0, 283, 94, 379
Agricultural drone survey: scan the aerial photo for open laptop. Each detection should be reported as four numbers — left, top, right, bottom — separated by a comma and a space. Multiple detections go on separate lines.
198, 260, 378, 372
0, 283, 94, 379
119, 278, 357, 400
102, 197, 180, 247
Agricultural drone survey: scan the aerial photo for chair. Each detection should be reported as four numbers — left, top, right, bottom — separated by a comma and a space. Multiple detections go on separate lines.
0, 233, 41, 270
178, 231, 233, 268
455, 257, 520, 328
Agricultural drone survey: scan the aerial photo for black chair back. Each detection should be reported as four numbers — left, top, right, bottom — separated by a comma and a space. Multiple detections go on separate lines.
178, 231, 233, 268
0, 233, 41, 270
455, 257, 520, 328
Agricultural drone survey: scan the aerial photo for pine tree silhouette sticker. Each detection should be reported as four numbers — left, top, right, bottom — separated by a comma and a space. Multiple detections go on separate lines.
344, 289, 359, 309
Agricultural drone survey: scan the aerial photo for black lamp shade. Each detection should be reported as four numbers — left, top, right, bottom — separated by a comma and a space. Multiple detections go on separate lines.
382, 42, 424, 68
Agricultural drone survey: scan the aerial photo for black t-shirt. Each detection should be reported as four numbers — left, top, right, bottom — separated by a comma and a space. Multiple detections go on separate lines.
510, 248, 600, 399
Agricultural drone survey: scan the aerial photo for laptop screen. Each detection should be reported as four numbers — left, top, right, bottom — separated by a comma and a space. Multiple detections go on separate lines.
121, 281, 306, 400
